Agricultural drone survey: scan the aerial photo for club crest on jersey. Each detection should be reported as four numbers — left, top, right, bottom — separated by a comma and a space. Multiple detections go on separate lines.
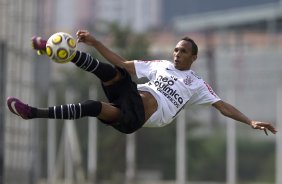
183, 75, 194, 86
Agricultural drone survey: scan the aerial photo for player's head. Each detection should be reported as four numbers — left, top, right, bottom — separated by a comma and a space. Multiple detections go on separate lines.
173, 37, 198, 70
181, 37, 198, 55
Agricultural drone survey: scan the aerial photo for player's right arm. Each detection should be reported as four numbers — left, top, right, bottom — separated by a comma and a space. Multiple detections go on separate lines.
213, 100, 277, 135
76, 30, 136, 75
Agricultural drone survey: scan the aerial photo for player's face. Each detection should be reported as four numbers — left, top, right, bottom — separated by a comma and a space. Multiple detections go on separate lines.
173, 40, 197, 70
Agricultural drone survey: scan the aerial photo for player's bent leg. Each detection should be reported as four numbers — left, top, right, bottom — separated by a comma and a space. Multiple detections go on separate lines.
7, 97, 107, 120
7, 96, 141, 134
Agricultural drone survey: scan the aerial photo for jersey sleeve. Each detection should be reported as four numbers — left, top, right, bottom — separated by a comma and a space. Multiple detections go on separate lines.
134, 60, 161, 79
190, 81, 221, 105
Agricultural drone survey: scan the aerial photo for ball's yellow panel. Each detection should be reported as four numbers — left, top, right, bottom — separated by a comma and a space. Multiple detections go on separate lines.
57, 48, 68, 59
46, 46, 52, 57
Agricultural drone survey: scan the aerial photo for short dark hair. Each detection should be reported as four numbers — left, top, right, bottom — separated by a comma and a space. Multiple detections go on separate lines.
181, 37, 198, 55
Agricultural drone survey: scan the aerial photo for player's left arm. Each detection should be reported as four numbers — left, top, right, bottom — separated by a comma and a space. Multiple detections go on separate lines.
212, 100, 277, 135
76, 30, 136, 75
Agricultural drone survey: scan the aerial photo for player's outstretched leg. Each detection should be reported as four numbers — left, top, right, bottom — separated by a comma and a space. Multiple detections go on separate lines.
31, 36, 118, 83
7, 96, 103, 120
71, 51, 118, 82
31, 36, 47, 55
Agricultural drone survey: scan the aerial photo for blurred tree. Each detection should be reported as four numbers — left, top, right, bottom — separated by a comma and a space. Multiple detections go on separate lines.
109, 23, 150, 61
137, 123, 176, 180
187, 128, 226, 182
237, 138, 275, 183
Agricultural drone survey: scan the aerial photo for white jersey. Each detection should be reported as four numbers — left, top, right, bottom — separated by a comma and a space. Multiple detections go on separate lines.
134, 60, 221, 127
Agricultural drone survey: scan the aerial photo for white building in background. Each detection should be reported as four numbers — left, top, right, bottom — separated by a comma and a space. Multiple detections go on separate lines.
94, 0, 162, 33
53, 0, 162, 33
56, 0, 77, 29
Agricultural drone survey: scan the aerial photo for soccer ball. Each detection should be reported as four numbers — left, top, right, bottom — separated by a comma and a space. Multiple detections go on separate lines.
46, 32, 77, 64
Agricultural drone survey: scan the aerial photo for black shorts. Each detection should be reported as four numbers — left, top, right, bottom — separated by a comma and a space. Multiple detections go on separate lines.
99, 67, 145, 134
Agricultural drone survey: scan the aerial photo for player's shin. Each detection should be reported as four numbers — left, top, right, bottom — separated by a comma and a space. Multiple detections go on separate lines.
36, 100, 102, 119
71, 51, 117, 82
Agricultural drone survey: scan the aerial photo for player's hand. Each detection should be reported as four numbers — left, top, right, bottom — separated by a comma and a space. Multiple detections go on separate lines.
76, 30, 97, 46
250, 121, 277, 135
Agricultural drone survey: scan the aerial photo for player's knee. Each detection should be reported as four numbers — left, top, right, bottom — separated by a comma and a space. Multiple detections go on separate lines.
102, 70, 122, 86
97, 102, 121, 122
81, 100, 102, 117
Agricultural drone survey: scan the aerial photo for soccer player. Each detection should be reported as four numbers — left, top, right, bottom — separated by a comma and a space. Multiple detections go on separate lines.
7, 30, 277, 135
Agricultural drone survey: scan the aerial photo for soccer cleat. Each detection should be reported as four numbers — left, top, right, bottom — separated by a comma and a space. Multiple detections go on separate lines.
31, 36, 47, 55
7, 97, 33, 119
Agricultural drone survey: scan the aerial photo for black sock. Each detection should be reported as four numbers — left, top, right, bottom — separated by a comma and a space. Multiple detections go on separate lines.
34, 100, 102, 119
28, 107, 39, 119
71, 51, 117, 82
